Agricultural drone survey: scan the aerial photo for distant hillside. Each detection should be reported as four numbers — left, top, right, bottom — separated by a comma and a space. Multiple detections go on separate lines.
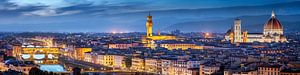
164, 14, 300, 33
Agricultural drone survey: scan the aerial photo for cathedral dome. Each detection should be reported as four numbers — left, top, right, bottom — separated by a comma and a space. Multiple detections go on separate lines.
263, 11, 284, 35
264, 11, 283, 30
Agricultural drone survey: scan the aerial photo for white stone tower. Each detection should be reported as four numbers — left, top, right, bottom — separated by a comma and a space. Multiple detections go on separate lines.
234, 18, 242, 43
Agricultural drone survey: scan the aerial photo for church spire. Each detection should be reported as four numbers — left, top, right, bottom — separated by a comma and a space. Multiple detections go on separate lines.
271, 10, 275, 18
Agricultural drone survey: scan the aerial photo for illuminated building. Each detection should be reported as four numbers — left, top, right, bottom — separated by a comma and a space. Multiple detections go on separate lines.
131, 57, 145, 71
242, 31, 248, 42
146, 13, 153, 37
264, 11, 283, 36
103, 55, 114, 66
157, 40, 203, 50
108, 43, 139, 49
142, 13, 177, 48
258, 64, 283, 75
144, 58, 161, 73
84, 52, 91, 62
161, 59, 173, 75
171, 60, 201, 75
258, 49, 284, 54
160, 43, 203, 50
111, 55, 125, 69
96, 54, 125, 69
96, 54, 104, 64
225, 29, 235, 43
224, 62, 259, 75
12, 45, 22, 59
74, 47, 92, 60
0, 62, 8, 71
234, 18, 242, 43
84, 52, 96, 63
172, 67, 193, 75
225, 11, 287, 43
224, 70, 257, 75
199, 63, 221, 75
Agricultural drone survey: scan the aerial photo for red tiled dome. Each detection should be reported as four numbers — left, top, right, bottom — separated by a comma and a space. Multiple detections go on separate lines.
264, 17, 283, 30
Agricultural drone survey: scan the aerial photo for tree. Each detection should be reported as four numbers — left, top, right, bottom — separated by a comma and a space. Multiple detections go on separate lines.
29, 67, 43, 75
125, 56, 132, 69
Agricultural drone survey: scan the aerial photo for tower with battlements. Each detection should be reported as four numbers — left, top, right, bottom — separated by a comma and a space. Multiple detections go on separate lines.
146, 13, 153, 37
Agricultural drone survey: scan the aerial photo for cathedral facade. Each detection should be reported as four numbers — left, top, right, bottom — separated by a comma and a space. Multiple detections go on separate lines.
225, 11, 287, 43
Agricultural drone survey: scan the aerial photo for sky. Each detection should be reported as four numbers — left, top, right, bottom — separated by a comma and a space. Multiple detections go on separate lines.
0, 0, 300, 32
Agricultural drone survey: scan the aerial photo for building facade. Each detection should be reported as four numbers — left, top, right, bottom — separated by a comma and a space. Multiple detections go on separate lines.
225, 11, 287, 43
258, 64, 283, 75
95, 54, 125, 69
131, 57, 145, 71
144, 58, 161, 73
142, 14, 177, 48
199, 63, 221, 75
160, 43, 203, 50
234, 18, 243, 43
108, 43, 139, 49
74, 47, 92, 60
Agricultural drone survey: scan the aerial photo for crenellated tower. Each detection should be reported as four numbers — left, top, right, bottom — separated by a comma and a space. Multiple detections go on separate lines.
146, 13, 153, 37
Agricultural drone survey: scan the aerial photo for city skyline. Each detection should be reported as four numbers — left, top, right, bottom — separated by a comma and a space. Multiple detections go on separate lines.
0, 1, 300, 74
0, 0, 300, 32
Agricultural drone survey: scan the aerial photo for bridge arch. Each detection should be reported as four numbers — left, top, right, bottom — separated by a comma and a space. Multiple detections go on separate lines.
21, 47, 60, 64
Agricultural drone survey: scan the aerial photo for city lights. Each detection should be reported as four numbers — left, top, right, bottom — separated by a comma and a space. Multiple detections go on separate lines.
0, 0, 299, 75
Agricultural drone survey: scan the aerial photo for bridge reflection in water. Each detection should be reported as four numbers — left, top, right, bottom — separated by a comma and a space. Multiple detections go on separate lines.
20, 47, 60, 64
21, 52, 67, 72
19, 47, 114, 73
22, 54, 59, 64
21, 54, 67, 72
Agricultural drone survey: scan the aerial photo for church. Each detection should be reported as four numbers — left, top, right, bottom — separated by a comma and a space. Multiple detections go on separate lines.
224, 11, 287, 43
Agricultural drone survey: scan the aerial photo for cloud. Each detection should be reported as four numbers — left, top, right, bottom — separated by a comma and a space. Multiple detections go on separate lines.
6, 0, 83, 16
1, 0, 300, 32
4, 0, 152, 16
23, 8, 81, 16
3, 0, 300, 17
8, 0, 73, 8
7, 0, 149, 8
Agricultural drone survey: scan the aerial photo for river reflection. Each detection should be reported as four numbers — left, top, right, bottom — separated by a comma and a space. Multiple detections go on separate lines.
40, 65, 66, 72
21, 54, 67, 72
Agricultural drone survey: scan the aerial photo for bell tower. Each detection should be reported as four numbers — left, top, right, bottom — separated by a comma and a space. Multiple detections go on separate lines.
234, 18, 242, 43
146, 13, 153, 37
